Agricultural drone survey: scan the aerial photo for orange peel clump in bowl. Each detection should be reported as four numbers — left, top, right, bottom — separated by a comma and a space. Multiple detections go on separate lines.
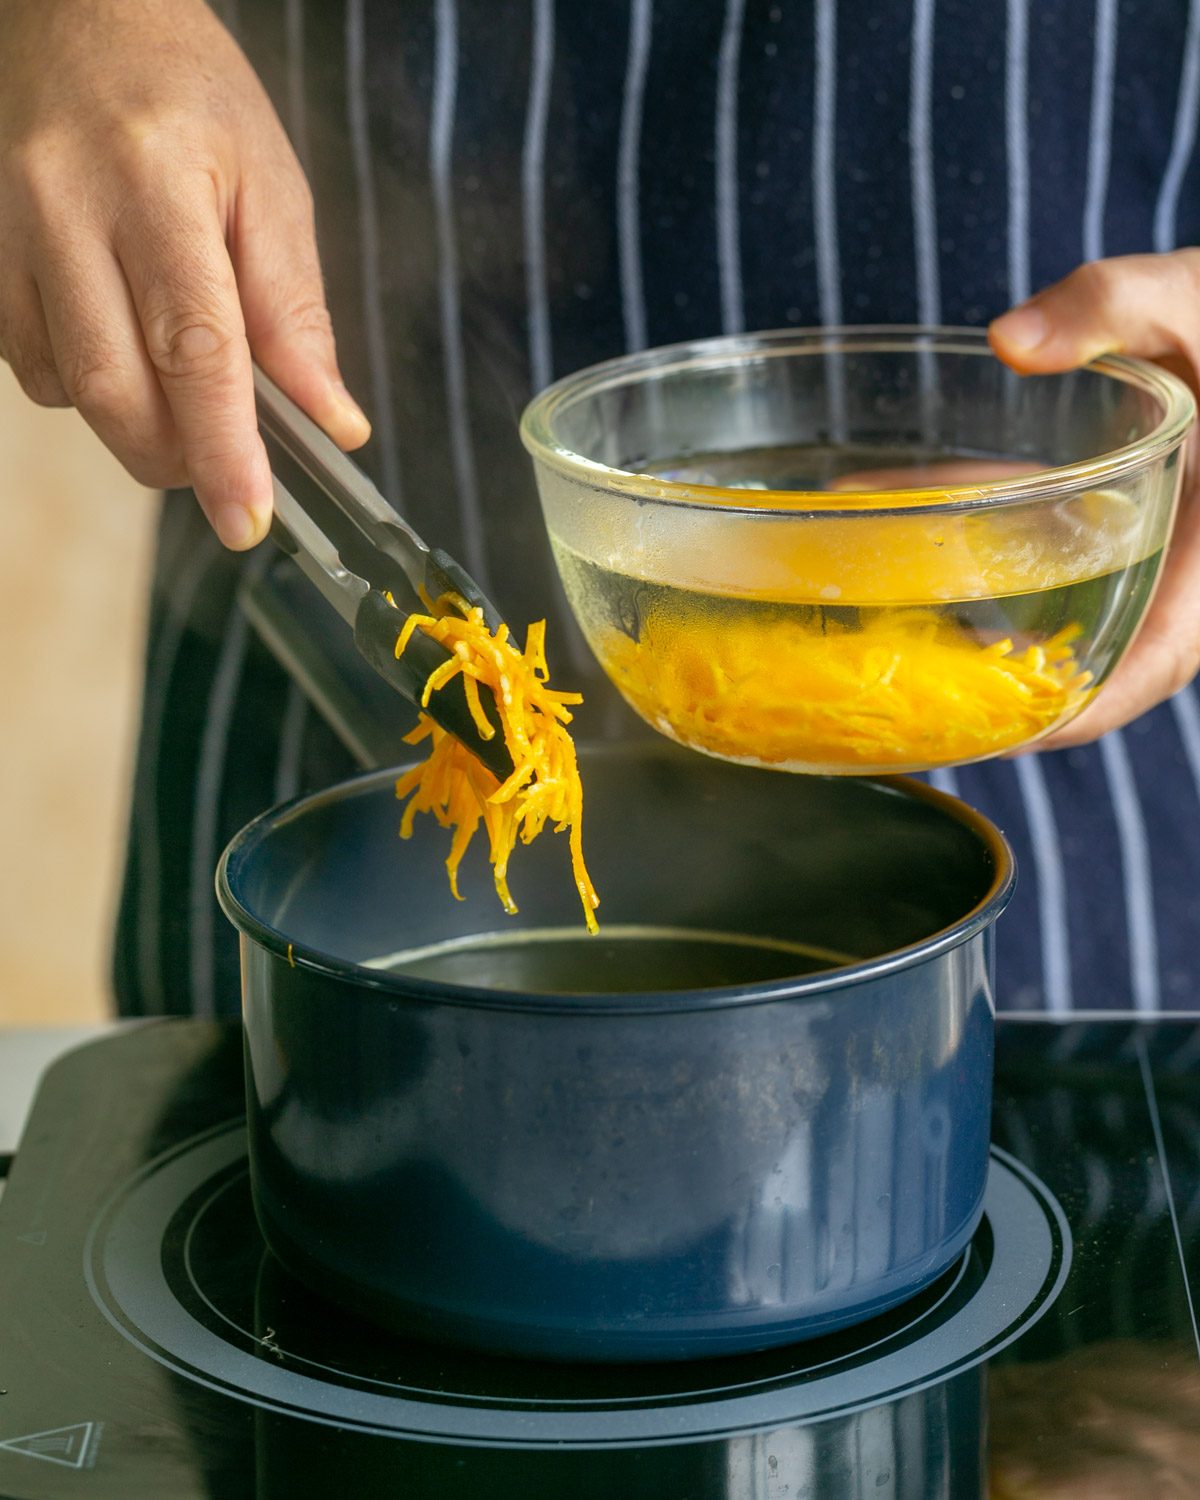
392, 602, 599, 933
602, 608, 1095, 772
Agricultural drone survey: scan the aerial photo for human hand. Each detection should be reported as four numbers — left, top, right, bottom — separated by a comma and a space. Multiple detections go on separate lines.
0, 0, 370, 549
989, 252, 1200, 746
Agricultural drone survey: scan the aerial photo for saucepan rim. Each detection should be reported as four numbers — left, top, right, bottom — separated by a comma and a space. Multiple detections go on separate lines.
216, 745, 1015, 1015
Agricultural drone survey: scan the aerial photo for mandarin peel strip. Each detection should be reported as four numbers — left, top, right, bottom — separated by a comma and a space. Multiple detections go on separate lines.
603, 608, 1093, 770
393, 602, 599, 932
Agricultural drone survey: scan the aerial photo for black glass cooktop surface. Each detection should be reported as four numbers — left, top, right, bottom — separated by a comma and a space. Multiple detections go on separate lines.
0, 1019, 1196, 1498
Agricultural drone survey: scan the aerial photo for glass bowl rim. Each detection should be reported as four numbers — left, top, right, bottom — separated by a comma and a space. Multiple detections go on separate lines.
518, 324, 1196, 517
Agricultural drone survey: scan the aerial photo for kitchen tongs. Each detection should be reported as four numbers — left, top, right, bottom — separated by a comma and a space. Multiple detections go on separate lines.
254, 365, 512, 778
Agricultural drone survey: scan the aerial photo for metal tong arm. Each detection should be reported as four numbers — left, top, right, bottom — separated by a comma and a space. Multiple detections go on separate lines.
256, 372, 512, 779
267, 471, 510, 778
268, 475, 368, 627
253, 364, 500, 627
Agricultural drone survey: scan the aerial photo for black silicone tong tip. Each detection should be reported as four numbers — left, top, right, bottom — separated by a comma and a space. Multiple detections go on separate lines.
353, 591, 512, 781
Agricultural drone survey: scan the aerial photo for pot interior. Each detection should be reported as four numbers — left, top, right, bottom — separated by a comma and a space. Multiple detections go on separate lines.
221, 742, 1011, 997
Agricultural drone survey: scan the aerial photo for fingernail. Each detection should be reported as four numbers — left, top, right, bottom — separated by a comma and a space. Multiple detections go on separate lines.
991, 304, 1048, 352
215, 503, 258, 550
331, 381, 372, 442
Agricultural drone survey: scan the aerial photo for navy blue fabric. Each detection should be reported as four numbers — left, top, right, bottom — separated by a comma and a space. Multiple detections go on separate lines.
737, 5, 823, 331
1106, 0, 1198, 256
930, 1, 1012, 320
114, 0, 1200, 1017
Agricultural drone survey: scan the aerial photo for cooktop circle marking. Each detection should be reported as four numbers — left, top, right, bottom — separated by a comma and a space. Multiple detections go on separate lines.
83, 1121, 1072, 1449
178, 1165, 976, 1406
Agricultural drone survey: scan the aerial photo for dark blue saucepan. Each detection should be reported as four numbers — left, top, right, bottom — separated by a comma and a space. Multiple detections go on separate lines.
218, 741, 1012, 1362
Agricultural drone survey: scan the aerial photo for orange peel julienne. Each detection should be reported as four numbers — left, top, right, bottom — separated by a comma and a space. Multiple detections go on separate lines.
601, 607, 1094, 771
392, 600, 599, 934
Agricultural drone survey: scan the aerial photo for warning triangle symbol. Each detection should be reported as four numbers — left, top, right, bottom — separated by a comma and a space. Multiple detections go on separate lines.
0, 1422, 95, 1469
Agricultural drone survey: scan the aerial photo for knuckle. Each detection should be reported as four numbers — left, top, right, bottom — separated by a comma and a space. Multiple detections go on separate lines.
93, 398, 186, 488
283, 294, 334, 344
2, 131, 56, 186
15, 362, 71, 407
112, 119, 223, 212
1170, 246, 1200, 287
2, 331, 68, 406
144, 311, 242, 380
1141, 621, 1195, 700
4, 142, 107, 239
111, 117, 179, 182
292, 171, 316, 219
8, 145, 62, 218
102, 402, 186, 487
124, 443, 187, 490
59, 349, 129, 412
1072, 258, 1117, 304
1165, 639, 1198, 698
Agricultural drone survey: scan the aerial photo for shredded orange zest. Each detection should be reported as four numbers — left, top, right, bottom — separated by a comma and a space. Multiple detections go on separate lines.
602, 608, 1094, 771
393, 603, 599, 932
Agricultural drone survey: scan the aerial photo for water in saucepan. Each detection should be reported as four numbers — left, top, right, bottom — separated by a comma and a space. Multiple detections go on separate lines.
363, 926, 855, 993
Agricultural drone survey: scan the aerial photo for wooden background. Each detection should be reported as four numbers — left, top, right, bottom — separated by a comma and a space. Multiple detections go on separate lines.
0, 365, 158, 1024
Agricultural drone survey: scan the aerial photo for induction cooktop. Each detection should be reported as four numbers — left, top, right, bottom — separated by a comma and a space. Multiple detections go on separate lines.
0, 1019, 1196, 1498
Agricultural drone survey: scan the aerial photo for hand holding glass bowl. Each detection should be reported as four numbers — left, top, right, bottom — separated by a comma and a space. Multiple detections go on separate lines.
520, 327, 1195, 775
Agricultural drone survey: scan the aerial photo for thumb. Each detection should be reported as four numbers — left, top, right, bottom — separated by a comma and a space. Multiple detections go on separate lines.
988, 251, 1200, 376
232, 165, 372, 452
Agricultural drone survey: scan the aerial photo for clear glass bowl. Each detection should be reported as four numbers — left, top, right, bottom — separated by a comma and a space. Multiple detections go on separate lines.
520, 327, 1195, 774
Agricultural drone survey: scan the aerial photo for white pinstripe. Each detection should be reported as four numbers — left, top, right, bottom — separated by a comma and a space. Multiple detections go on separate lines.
715, 0, 746, 336
1083, 0, 1118, 264
1155, 54, 1200, 1015
1168, 686, 1200, 1015
1154, 0, 1200, 252
346, 0, 403, 503
188, 602, 255, 1018
997, 1099, 1038, 1168
522, 0, 556, 393
813, 0, 846, 437
518, 0, 595, 683
273, 682, 310, 806
1171, 683, 1200, 801
274, 0, 312, 822
617, 0, 653, 353
813, 0, 842, 327
1113, 1133, 1168, 1339
1164, 1013, 1200, 1070
1079, 1151, 1113, 1232
1101, 732, 1160, 1014
135, 525, 222, 1015
928, 766, 959, 796
910, 0, 940, 326
284, 0, 312, 174
1077, 15, 1161, 1017
1136, 1034, 1200, 1360
431, 0, 491, 591
1002, 0, 1075, 1015
1014, 754, 1072, 1015
1004, 0, 1030, 304
1004, 1008, 1200, 1021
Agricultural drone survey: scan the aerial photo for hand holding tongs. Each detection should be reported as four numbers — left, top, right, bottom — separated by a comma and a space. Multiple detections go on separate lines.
254, 365, 512, 778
